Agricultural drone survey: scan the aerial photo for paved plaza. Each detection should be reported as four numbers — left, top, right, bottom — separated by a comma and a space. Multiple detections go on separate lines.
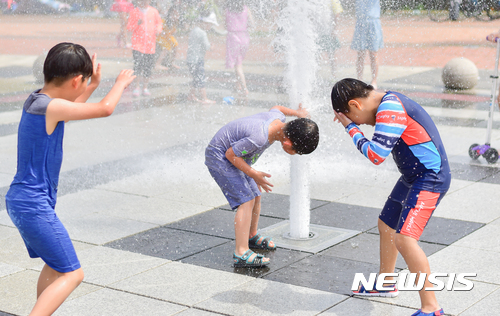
1, 12, 500, 316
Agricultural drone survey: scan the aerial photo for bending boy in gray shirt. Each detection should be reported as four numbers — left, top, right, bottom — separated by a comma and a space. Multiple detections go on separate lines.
205, 105, 319, 268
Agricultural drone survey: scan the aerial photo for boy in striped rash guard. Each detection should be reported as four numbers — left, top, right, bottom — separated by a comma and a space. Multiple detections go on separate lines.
331, 78, 450, 316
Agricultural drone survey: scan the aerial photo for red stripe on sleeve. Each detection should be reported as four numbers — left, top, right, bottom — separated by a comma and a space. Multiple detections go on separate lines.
367, 148, 385, 165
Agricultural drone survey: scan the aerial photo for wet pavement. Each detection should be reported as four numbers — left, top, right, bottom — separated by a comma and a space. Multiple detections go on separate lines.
1, 11, 500, 316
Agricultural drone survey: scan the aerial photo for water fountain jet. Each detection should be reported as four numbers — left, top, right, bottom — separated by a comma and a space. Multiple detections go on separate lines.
259, 0, 360, 252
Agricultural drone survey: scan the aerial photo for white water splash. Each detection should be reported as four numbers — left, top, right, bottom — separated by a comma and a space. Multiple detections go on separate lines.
278, 0, 321, 239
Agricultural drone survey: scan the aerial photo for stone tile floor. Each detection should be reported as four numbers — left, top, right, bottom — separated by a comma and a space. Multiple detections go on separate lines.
104, 193, 484, 297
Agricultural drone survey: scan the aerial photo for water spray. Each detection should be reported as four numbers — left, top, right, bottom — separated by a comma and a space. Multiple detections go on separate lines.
278, 0, 321, 239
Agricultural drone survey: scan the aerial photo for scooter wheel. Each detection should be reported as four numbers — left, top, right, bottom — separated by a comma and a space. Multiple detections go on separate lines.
484, 148, 499, 164
468, 143, 481, 160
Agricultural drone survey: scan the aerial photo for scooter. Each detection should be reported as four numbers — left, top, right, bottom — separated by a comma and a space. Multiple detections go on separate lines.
468, 37, 500, 164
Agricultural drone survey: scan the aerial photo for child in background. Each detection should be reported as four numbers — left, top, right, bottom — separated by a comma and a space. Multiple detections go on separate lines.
156, 5, 181, 71
331, 78, 450, 316
110, 0, 134, 48
5, 42, 135, 315
316, 0, 343, 78
127, 0, 162, 97
225, 0, 254, 96
351, 0, 384, 89
205, 105, 319, 267
186, 11, 218, 104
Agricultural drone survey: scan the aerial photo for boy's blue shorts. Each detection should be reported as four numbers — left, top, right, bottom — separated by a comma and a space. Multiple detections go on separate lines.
6, 199, 81, 273
208, 167, 261, 210
379, 176, 447, 241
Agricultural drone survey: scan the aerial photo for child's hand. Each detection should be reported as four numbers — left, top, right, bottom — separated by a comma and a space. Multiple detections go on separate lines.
115, 69, 136, 89
253, 170, 273, 193
333, 110, 352, 127
296, 103, 310, 118
89, 53, 102, 87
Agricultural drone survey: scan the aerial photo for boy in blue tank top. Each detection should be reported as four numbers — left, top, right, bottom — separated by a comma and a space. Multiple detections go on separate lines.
5, 42, 135, 315
331, 79, 450, 316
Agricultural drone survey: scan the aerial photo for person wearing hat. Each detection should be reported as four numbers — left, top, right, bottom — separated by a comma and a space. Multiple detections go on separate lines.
187, 11, 219, 104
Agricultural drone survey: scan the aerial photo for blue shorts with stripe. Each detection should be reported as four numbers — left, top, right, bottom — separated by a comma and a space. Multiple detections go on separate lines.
379, 176, 447, 240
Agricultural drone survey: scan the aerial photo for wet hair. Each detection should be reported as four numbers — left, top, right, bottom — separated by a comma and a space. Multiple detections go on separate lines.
284, 118, 319, 155
330, 78, 374, 113
44, 42, 93, 86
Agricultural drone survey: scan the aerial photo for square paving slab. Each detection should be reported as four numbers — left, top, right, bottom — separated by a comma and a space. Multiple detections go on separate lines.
480, 171, 500, 185
109, 261, 252, 307
428, 245, 500, 285
105, 226, 230, 261
320, 297, 416, 316
174, 309, 225, 316
263, 255, 380, 296
77, 246, 168, 286
459, 287, 500, 316
434, 182, 500, 223
180, 241, 311, 278
310, 202, 381, 232
321, 232, 445, 270
453, 223, 500, 252
53, 287, 186, 316
194, 278, 347, 316
166, 208, 283, 239
449, 161, 500, 182
367, 216, 484, 245
219, 193, 330, 219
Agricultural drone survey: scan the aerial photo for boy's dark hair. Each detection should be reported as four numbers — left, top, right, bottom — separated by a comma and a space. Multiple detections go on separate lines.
284, 118, 319, 155
331, 78, 374, 113
44, 42, 93, 86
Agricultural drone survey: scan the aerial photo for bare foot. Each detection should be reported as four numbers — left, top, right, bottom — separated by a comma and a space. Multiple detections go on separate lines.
170, 63, 181, 69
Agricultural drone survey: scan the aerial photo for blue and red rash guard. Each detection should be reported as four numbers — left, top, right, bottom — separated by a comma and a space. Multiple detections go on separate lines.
345, 91, 451, 192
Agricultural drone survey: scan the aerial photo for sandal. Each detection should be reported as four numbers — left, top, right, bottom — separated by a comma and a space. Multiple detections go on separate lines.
249, 233, 276, 250
411, 309, 444, 316
233, 250, 269, 268
352, 277, 399, 298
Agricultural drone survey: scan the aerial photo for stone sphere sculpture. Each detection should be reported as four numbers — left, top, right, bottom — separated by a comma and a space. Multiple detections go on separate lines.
33, 53, 47, 84
442, 57, 479, 90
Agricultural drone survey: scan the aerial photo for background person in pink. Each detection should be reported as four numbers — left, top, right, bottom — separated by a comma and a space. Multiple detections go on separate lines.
127, 0, 162, 97
225, 0, 254, 97
110, 0, 134, 48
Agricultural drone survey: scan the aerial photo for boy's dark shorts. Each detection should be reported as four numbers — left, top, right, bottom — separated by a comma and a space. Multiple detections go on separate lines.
208, 167, 261, 210
379, 176, 447, 241
6, 199, 81, 273
188, 61, 205, 88
132, 50, 155, 78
